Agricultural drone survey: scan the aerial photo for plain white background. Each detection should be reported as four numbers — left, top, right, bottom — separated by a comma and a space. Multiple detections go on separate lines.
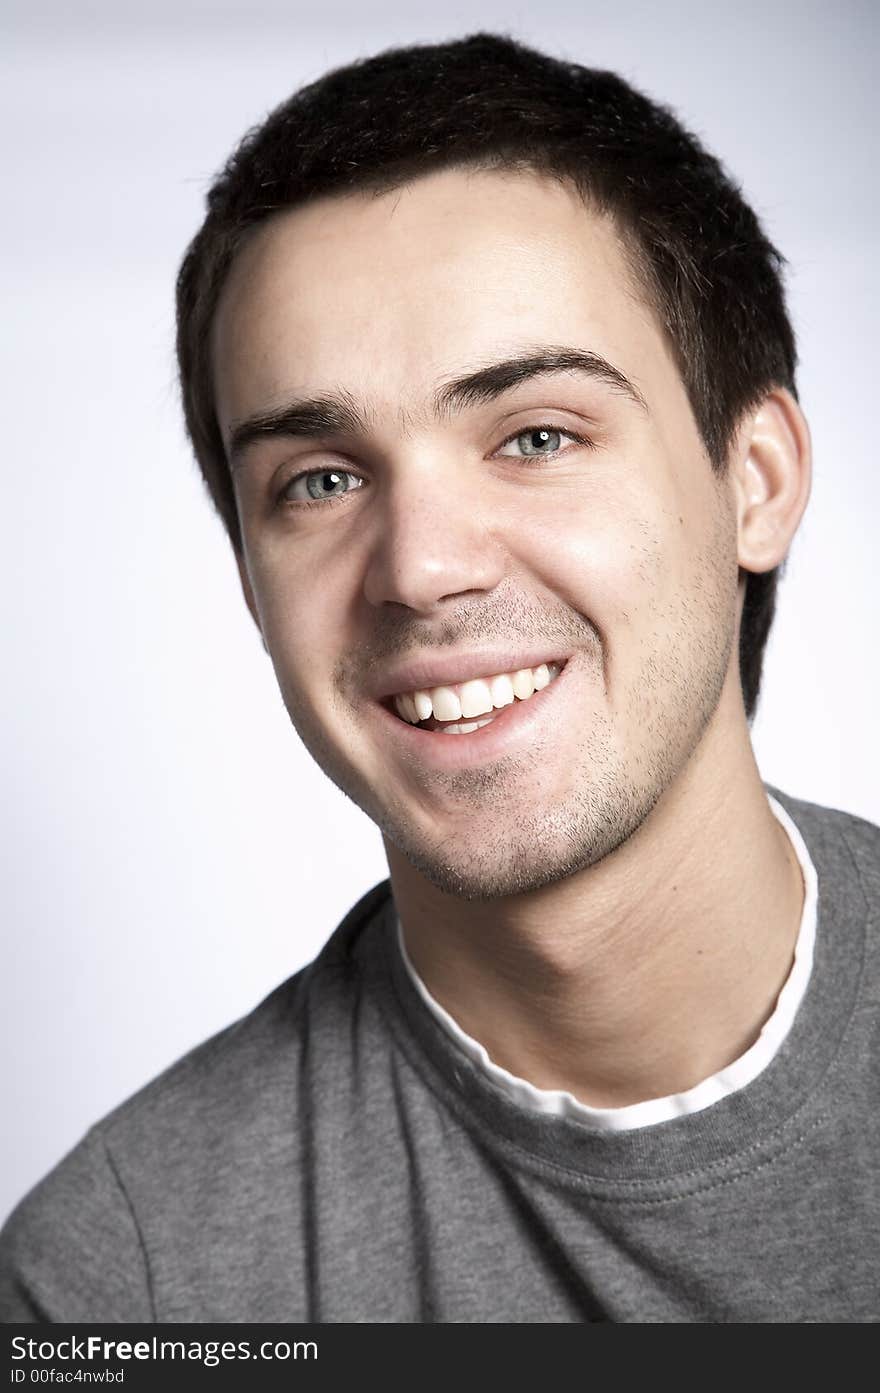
2, 0, 877, 1221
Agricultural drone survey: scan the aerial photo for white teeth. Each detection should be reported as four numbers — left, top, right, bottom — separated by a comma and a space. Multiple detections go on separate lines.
533, 663, 551, 690
511, 668, 536, 700
398, 691, 419, 723
413, 690, 433, 721
489, 673, 515, 709
392, 659, 564, 726
430, 686, 462, 722
458, 678, 494, 719
438, 715, 497, 736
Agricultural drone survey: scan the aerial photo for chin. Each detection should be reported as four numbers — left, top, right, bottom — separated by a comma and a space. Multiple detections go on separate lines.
382, 797, 644, 902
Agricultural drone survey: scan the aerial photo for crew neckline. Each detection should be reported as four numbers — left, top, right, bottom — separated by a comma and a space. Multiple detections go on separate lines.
394, 793, 818, 1131
357, 784, 867, 1187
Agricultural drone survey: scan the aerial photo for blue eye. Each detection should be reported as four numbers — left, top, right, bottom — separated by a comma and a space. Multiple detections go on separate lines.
498, 426, 585, 458
283, 469, 363, 504
517, 428, 560, 455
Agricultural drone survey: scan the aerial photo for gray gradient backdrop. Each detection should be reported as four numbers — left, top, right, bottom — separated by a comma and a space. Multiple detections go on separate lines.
2, 0, 877, 1220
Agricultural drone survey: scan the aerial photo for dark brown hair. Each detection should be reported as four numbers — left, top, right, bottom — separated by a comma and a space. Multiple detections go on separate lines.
176, 32, 798, 722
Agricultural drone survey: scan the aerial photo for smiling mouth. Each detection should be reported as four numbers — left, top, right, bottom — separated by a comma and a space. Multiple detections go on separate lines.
387, 660, 564, 735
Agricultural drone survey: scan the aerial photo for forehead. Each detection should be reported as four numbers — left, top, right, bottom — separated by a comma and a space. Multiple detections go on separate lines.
212, 166, 673, 433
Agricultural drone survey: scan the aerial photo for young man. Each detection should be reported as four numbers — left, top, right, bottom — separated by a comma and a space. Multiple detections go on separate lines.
2, 34, 877, 1323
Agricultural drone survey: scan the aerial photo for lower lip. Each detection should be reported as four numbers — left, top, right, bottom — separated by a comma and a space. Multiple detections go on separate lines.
372, 660, 572, 772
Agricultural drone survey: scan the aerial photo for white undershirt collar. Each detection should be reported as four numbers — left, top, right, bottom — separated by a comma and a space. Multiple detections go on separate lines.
396, 793, 818, 1131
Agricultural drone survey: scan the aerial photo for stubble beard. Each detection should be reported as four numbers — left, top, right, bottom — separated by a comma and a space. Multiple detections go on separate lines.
323, 604, 735, 904
280, 514, 739, 903
368, 537, 739, 902
375, 661, 728, 903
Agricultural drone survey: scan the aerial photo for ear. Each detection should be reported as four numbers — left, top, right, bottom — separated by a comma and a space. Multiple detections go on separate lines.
234, 548, 269, 654
732, 388, 812, 574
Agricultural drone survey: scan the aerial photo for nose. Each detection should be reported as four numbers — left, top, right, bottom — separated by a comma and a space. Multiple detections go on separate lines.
361, 460, 508, 613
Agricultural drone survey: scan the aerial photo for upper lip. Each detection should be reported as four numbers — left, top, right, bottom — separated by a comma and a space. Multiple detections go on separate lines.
368, 647, 571, 701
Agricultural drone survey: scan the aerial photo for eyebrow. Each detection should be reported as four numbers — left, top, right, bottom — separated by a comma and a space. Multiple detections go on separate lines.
435, 347, 647, 417
229, 392, 368, 471
227, 346, 647, 469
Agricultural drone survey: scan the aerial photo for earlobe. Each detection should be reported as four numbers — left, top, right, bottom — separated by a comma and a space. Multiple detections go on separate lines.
734, 389, 812, 575
234, 549, 269, 654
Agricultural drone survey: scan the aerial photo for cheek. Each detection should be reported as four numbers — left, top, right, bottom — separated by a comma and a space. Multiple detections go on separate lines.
243, 540, 342, 699
513, 490, 674, 633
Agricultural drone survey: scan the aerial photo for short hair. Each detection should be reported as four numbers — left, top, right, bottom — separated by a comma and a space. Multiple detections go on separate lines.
176, 32, 798, 723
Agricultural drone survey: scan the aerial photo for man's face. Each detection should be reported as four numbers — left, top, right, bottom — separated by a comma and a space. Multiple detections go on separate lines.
213, 167, 742, 900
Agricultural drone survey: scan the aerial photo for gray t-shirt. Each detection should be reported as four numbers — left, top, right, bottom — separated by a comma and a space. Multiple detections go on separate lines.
1, 784, 878, 1323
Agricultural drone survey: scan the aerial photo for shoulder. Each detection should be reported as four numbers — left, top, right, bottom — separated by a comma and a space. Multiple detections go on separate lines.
0, 1125, 152, 1322
0, 879, 391, 1322
767, 784, 880, 892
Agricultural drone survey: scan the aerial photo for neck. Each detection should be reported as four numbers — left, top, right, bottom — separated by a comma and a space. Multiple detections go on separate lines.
384, 694, 805, 1110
